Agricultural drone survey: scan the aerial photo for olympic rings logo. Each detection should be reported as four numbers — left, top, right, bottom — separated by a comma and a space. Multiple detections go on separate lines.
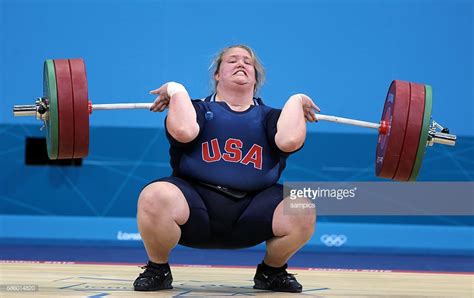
320, 234, 347, 247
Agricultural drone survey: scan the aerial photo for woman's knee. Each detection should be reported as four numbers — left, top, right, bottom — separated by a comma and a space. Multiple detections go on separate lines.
273, 198, 316, 237
137, 181, 190, 224
295, 207, 316, 233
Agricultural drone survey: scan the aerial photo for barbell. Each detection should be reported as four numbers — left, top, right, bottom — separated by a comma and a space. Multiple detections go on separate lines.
13, 58, 457, 181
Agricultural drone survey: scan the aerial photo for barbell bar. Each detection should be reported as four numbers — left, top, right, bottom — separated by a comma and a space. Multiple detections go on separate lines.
13, 102, 379, 129
13, 100, 456, 147
12, 58, 457, 181
14, 102, 384, 129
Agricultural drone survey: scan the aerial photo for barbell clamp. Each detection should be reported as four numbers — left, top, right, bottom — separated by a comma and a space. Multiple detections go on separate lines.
427, 120, 456, 146
13, 97, 49, 119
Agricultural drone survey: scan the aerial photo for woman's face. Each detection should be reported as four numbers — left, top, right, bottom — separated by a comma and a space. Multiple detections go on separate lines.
215, 47, 256, 91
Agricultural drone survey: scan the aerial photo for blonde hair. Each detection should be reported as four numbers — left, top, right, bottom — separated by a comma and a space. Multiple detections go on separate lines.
209, 44, 266, 95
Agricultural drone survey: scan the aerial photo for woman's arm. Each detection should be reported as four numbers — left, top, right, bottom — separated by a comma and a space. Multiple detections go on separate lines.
275, 94, 319, 152
149, 82, 200, 143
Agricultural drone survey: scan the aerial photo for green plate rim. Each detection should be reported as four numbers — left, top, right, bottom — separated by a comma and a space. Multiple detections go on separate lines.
44, 59, 59, 159
409, 84, 432, 181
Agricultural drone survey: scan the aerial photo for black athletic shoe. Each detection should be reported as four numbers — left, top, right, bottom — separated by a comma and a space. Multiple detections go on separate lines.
133, 262, 173, 291
253, 263, 303, 293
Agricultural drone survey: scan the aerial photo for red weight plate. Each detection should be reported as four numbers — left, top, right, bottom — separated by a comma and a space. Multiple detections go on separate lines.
69, 58, 89, 159
375, 80, 410, 179
393, 82, 425, 181
54, 59, 74, 159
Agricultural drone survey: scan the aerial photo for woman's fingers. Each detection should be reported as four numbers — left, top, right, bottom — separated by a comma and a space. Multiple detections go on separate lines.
303, 105, 317, 122
150, 94, 170, 112
312, 102, 321, 113
149, 84, 165, 95
307, 111, 317, 122
156, 100, 169, 112
300, 94, 320, 113
149, 84, 171, 112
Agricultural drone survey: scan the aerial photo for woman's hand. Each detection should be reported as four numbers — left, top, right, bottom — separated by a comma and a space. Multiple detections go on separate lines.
149, 83, 171, 112
297, 94, 320, 122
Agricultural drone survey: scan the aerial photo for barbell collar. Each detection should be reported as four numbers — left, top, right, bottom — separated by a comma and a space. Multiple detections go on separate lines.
428, 132, 456, 146
13, 105, 37, 117
427, 120, 456, 146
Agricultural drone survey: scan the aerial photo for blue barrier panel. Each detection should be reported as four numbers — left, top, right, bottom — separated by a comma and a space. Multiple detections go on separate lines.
1, 215, 473, 256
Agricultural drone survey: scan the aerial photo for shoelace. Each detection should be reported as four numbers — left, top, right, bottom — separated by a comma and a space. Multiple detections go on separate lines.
269, 271, 299, 286
138, 265, 164, 278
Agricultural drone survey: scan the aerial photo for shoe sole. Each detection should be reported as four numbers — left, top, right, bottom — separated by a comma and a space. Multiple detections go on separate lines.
254, 281, 302, 293
134, 280, 173, 291
134, 285, 173, 291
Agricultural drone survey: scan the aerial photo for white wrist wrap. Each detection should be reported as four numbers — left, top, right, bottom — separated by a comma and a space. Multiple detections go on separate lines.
167, 82, 187, 97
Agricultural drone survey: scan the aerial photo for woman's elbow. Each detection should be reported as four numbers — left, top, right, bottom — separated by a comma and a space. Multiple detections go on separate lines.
170, 124, 199, 143
275, 134, 305, 153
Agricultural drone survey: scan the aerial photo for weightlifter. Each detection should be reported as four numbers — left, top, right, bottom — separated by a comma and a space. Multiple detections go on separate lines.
134, 45, 318, 293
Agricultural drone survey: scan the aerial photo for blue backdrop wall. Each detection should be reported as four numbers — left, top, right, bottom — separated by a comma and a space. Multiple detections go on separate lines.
0, 0, 473, 256
1, 0, 473, 135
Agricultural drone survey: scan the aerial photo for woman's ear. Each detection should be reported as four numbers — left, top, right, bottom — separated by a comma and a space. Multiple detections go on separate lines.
214, 72, 219, 82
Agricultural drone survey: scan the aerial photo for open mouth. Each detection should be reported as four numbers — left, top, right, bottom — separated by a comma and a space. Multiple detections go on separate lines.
233, 69, 247, 76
